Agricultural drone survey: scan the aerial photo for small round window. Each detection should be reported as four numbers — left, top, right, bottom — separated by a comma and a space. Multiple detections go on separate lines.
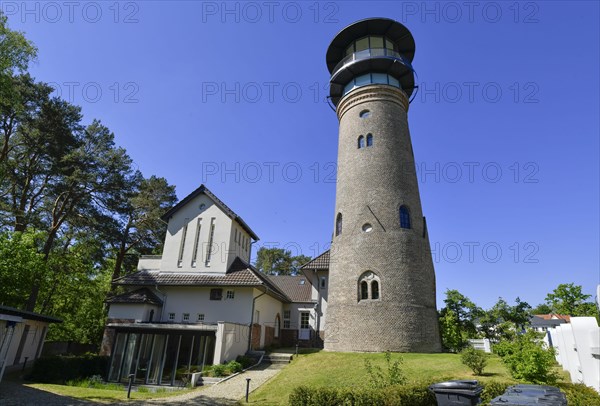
362, 223, 373, 233
359, 110, 371, 119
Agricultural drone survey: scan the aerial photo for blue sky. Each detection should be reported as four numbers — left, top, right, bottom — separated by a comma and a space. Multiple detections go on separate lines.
4, 1, 599, 309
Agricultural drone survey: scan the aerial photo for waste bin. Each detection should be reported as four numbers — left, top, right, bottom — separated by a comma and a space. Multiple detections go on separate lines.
489, 384, 567, 406
429, 380, 483, 406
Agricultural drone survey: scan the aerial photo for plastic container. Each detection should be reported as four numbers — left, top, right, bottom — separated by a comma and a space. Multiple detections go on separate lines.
429, 380, 483, 406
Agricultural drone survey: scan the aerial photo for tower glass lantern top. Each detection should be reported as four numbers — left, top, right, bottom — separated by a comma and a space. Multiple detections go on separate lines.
326, 18, 416, 107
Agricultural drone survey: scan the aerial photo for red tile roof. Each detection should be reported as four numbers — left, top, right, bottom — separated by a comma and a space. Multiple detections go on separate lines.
268, 275, 313, 303
299, 250, 330, 270
113, 257, 290, 303
533, 314, 571, 323
106, 288, 163, 305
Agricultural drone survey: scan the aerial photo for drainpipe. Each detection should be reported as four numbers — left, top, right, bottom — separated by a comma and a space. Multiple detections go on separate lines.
155, 285, 167, 321
248, 287, 267, 352
313, 268, 321, 343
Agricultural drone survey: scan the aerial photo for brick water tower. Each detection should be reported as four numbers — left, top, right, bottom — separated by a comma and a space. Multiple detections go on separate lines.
325, 18, 442, 352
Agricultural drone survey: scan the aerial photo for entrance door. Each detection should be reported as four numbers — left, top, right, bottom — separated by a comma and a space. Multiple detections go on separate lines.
298, 312, 310, 340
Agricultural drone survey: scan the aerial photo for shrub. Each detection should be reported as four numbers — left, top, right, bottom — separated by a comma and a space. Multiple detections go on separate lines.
226, 360, 243, 374
559, 383, 600, 406
493, 330, 558, 384
364, 352, 406, 389
28, 354, 109, 384
288, 384, 436, 406
211, 364, 227, 377
236, 355, 255, 369
460, 347, 488, 375
479, 381, 511, 405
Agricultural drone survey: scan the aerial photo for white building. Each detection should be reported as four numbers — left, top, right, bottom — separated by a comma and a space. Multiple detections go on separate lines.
101, 185, 328, 386
0, 305, 61, 383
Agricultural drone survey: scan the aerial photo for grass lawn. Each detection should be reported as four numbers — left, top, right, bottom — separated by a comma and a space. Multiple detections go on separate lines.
24, 383, 201, 403
247, 351, 516, 405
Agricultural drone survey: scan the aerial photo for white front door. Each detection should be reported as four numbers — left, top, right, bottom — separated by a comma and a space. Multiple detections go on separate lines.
298, 311, 310, 340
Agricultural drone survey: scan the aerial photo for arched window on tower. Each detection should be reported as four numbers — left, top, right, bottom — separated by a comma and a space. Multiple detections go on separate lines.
360, 281, 369, 300
336, 213, 343, 236
358, 271, 381, 301
400, 205, 411, 229
366, 133, 373, 147
358, 135, 365, 149
371, 280, 379, 300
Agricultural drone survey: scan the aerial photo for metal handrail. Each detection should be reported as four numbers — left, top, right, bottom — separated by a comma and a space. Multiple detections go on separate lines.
331, 48, 412, 78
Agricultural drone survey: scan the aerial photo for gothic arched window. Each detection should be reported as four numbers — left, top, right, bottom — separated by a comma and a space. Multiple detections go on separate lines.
400, 205, 411, 229
360, 281, 369, 300
358, 135, 365, 149
358, 271, 381, 301
371, 280, 379, 300
336, 213, 343, 236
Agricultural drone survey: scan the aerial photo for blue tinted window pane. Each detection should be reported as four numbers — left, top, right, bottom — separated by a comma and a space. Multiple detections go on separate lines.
366, 134, 373, 147
344, 81, 354, 95
372, 73, 387, 84
355, 74, 371, 87
358, 136, 365, 149
388, 76, 400, 87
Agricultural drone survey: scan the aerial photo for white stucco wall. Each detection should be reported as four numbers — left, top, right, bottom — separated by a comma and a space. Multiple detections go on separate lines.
253, 292, 283, 347
214, 322, 250, 364
1, 319, 48, 367
160, 286, 255, 324
306, 270, 328, 332
162, 194, 234, 274
107, 303, 160, 322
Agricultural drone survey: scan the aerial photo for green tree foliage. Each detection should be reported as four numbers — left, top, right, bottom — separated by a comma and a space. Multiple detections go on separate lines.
545, 283, 597, 317
531, 303, 553, 315
439, 308, 465, 352
479, 297, 532, 341
109, 174, 177, 282
0, 230, 47, 308
460, 346, 488, 375
254, 247, 311, 275
0, 17, 176, 346
493, 330, 558, 384
438, 289, 482, 351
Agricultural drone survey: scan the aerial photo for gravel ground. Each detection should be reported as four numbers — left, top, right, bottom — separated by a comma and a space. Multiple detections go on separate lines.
0, 363, 285, 406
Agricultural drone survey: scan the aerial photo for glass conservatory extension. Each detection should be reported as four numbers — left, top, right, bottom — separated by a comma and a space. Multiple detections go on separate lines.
343, 73, 402, 96
107, 331, 215, 386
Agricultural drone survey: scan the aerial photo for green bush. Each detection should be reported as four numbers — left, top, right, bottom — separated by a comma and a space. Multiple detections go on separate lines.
211, 364, 227, 377
364, 351, 406, 389
460, 347, 488, 375
493, 331, 558, 384
289, 384, 436, 406
28, 354, 109, 384
559, 383, 600, 406
236, 355, 255, 369
226, 360, 243, 374
479, 381, 512, 405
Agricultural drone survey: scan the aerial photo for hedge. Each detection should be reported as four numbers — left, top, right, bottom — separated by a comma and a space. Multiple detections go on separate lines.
289, 380, 600, 406
28, 354, 109, 384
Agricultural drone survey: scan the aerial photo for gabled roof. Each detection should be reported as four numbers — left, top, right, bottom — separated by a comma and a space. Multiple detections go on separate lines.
533, 314, 571, 323
112, 257, 289, 303
106, 288, 163, 305
530, 315, 567, 328
0, 305, 62, 323
268, 275, 313, 303
299, 250, 330, 270
160, 184, 259, 241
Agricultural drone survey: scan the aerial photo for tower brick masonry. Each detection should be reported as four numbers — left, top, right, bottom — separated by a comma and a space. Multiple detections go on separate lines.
324, 18, 442, 352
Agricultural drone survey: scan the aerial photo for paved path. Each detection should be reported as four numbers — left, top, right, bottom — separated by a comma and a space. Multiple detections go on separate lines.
0, 363, 285, 406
